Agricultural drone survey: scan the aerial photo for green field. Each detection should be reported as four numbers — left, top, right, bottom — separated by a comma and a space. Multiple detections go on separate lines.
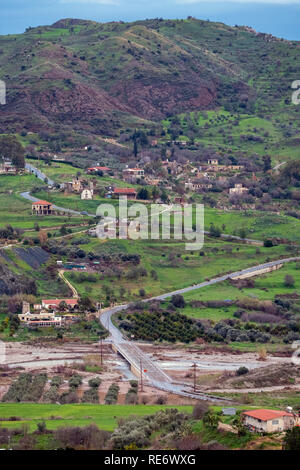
63, 237, 295, 303
0, 404, 192, 432
182, 261, 300, 308
203, 208, 300, 242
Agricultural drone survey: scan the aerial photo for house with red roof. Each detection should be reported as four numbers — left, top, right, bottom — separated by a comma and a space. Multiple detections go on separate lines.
113, 188, 137, 199
32, 200, 53, 215
42, 299, 78, 310
242, 409, 298, 433
87, 166, 110, 174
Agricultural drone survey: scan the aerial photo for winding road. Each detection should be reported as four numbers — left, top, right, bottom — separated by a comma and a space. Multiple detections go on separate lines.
99, 255, 300, 402
25, 162, 55, 187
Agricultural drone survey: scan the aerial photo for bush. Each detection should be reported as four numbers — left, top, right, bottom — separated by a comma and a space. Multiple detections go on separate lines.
171, 294, 186, 308
192, 402, 209, 420
284, 274, 295, 287
82, 388, 99, 403
236, 366, 249, 376
283, 426, 300, 450
54, 425, 110, 450
59, 391, 79, 404
69, 374, 83, 389
43, 386, 60, 403
88, 377, 101, 389
2, 373, 47, 403
155, 395, 167, 405
105, 383, 119, 405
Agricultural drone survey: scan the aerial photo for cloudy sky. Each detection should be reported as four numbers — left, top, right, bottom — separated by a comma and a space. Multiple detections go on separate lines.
1, 0, 300, 39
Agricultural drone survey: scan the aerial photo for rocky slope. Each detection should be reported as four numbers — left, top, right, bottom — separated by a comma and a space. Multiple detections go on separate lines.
0, 17, 299, 136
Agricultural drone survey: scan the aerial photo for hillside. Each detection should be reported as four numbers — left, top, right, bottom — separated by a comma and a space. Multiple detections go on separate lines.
0, 17, 299, 141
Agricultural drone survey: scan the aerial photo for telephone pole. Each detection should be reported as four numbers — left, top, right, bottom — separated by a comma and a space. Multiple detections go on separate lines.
192, 363, 197, 392
100, 338, 103, 366
140, 359, 144, 392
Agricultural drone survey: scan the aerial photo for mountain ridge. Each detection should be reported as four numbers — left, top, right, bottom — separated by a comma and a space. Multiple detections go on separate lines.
0, 17, 299, 138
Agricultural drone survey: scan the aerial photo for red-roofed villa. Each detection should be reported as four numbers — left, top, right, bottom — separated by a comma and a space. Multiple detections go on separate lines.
42, 299, 78, 310
242, 409, 299, 433
113, 188, 137, 199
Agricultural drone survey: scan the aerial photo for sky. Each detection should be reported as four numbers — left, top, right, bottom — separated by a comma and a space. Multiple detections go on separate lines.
1, 0, 300, 40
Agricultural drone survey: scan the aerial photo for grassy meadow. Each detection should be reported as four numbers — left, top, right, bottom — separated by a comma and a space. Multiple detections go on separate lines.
0, 403, 192, 432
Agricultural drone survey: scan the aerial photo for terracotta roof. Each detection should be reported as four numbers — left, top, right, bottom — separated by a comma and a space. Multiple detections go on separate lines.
32, 200, 52, 205
42, 299, 78, 306
243, 409, 293, 421
114, 188, 137, 194
88, 166, 110, 171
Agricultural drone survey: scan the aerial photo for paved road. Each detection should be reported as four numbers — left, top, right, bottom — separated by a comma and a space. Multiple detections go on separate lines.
25, 162, 55, 187
99, 255, 300, 401
273, 161, 286, 171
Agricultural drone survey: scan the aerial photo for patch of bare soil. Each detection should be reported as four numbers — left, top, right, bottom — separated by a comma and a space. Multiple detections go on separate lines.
245, 435, 283, 450
212, 363, 300, 390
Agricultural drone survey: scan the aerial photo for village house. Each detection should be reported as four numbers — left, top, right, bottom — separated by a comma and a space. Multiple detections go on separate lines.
145, 177, 162, 186
87, 166, 110, 175
42, 299, 78, 310
229, 183, 249, 195
32, 200, 53, 215
242, 409, 299, 433
122, 168, 145, 181
208, 158, 219, 165
174, 196, 186, 205
113, 188, 137, 200
199, 161, 245, 173
161, 160, 185, 175
65, 178, 83, 193
185, 179, 213, 191
18, 311, 62, 327
0, 160, 17, 175
19, 302, 62, 327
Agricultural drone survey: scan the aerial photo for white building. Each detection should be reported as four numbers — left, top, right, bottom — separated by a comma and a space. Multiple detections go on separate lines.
229, 184, 249, 195
81, 189, 93, 200
242, 409, 299, 433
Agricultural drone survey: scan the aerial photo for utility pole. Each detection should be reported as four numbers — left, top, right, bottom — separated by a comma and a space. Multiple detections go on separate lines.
140, 359, 144, 392
192, 363, 197, 392
100, 338, 103, 366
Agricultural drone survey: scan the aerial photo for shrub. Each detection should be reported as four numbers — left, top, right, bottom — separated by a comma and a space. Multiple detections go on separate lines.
54, 425, 110, 450
59, 391, 79, 404
236, 366, 249, 376
284, 274, 295, 287
283, 426, 300, 450
69, 374, 83, 389
155, 395, 167, 405
2, 373, 47, 403
171, 294, 186, 308
82, 388, 99, 403
192, 402, 209, 420
105, 383, 119, 405
88, 377, 101, 388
